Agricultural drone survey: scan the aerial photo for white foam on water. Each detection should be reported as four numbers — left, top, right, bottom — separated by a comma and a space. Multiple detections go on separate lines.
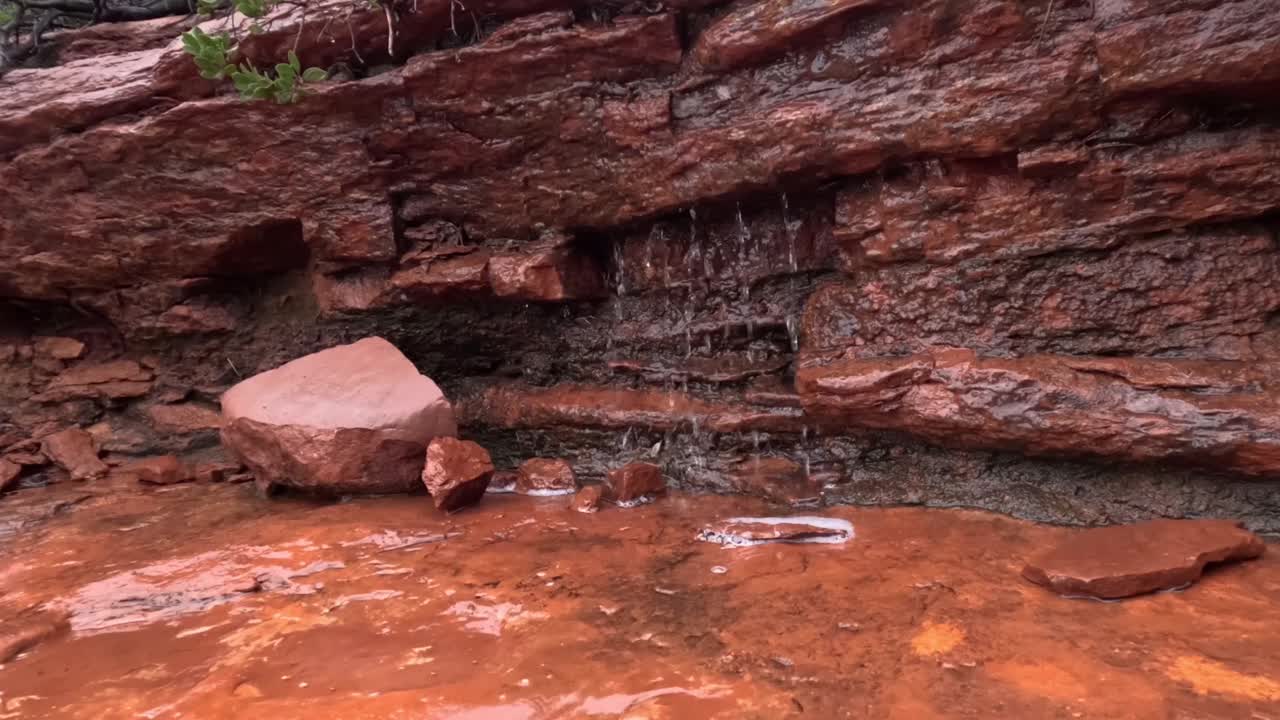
697, 516, 855, 548
522, 488, 576, 497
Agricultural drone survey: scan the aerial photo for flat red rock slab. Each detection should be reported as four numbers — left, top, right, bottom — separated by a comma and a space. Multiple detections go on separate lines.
1022, 519, 1266, 599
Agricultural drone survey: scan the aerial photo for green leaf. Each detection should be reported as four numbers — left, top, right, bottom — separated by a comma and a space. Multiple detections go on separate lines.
300, 67, 327, 83
288, 50, 301, 73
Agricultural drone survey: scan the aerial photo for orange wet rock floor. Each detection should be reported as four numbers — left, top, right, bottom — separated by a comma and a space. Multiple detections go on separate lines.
1, 478, 1278, 719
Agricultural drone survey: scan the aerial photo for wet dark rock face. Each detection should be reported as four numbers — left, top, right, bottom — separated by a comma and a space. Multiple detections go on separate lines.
5, 0, 1280, 527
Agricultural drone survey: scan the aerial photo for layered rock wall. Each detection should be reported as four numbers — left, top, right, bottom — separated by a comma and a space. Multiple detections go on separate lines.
4, 0, 1280, 528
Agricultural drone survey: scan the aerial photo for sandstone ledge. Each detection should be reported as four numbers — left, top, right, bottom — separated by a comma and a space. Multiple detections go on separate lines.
797, 350, 1280, 478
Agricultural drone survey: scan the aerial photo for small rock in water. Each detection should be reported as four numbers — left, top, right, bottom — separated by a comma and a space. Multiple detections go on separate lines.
516, 458, 576, 495
571, 485, 604, 513
421, 437, 494, 512
1022, 518, 1266, 599
487, 470, 518, 494
193, 460, 243, 484
606, 461, 666, 505
41, 427, 109, 481
698, 517, 854, 547
124, 455, 193, 485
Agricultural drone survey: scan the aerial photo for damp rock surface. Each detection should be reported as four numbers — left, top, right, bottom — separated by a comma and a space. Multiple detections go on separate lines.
220, 338, 456, 494
420, 437, 493, 512
607, 462, 667, 504
41, 428, 108, 482
2, 479, 1278, 719
571, 485, 604, 513
516, 458, 577, 496
1022, 519, 1267, 599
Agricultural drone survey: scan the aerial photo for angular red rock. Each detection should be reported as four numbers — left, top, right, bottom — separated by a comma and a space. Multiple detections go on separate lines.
516, 458, 576, 495
190, 459, 242, 484
571, 485, 604, 513
124, 455, 192, 485
421, 437, 494, 512
41, 428, 108, 481
32, 336, 86, 361
1022, 519, 1267, 599
606, 462, 666, 504
0, 458, 21, 492
488, 240, 605, 302
220, 337, 456, 494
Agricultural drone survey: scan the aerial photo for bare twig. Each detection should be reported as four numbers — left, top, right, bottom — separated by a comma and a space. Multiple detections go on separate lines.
1036, 0, 1055, 46
291, 1, 305, 51
345, 5, 362, 64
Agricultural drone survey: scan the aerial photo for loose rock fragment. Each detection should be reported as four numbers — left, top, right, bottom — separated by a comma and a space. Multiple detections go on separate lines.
220, 337, 456, 494
123, 455, 192, 485
421, 437, 494, 512
606, 462, 667, 505
0, 458, 21, 492
516, 458, 576, 496
571, 485, 604, 513
41, 428, 108, 481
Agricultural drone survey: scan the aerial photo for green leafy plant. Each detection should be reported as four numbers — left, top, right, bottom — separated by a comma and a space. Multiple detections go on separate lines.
181, 26, 233, 80
0, 1, 19, 26
181, 27, 328, 103
229, 50, 326, 103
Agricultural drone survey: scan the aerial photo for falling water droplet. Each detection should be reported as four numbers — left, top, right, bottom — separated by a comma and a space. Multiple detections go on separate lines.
613, 242, 627, 296
781, 192, 799, 274
736, 202, 751, 277
643, 226, 658, 286
786, 315, 800, 352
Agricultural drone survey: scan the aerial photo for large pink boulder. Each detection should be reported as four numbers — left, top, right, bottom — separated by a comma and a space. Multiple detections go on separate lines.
220, 337, 455, 494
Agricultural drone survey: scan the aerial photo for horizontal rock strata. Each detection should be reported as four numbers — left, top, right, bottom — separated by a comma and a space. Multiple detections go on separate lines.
796, 350, 1280, 477
4, 0, 1280, 526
